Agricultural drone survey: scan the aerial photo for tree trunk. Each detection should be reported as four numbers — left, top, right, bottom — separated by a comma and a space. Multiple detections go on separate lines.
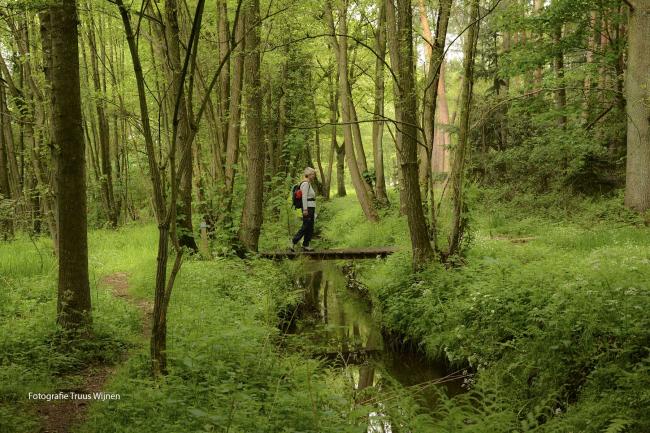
0, 90, 13, 239
553, 24, 566, 128
448, 0, 480, 258
328, 67, 341, 198
420, 0, 452, 177
418, 0, 433, 188
85, 11, 118, 228
387, 0, 434, 268
624, 1, 650, 212
336, 141, 347, 197
49, 0, 91, 329
216, 0, 231, 151
0, 68, 21, 202
434, 62, 451, 172
224, 14, 246, 221
164, 0, 198, 252
533, 0, 543, 87
373, 1, 389, 205
239, 0, 265, 252
326, 0, 377, 221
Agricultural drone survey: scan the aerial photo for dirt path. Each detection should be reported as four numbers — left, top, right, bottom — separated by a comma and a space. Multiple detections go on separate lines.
36, 272, 152, 433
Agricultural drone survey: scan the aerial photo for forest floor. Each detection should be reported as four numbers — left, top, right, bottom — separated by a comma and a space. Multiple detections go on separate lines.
35, 272, 152, 433
3, 190, 649, 432
317, 190, 650, 432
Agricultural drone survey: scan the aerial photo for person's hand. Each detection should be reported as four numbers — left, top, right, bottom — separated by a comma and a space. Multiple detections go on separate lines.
303, 209, 309, 217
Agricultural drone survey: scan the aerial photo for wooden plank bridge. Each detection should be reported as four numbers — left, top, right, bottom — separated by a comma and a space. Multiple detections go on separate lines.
259, 247, 398, 260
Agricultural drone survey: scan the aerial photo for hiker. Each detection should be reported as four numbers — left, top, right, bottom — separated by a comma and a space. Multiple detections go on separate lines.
291, 167, 317, 252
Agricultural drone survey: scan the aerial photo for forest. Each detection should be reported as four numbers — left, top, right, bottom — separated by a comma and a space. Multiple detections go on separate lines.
0, 0, 649, 431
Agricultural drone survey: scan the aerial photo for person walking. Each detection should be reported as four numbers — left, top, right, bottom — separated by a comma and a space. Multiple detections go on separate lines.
291, 167, 317, 251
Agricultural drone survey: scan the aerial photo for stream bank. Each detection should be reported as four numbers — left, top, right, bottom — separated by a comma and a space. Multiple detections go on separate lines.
284, 260, 466, 417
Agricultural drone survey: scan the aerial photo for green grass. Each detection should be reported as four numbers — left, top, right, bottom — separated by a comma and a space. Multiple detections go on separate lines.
5, 189, 649, 432
2, 223, 368, 432
320, 190, 650, 432
80, 257, 364, 433
0, 225, 150, 432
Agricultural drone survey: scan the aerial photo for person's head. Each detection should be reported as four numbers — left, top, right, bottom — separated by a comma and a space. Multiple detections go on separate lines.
303, 167, 316, 182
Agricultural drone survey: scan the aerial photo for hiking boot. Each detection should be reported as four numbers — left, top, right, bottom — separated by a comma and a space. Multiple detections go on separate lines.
302, 246, 314, 252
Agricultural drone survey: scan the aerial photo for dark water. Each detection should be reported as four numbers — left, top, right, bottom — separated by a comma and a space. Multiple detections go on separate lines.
291, 260, 464, 423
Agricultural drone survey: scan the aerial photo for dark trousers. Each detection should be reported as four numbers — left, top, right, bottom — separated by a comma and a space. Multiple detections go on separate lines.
292, 207, 315, 246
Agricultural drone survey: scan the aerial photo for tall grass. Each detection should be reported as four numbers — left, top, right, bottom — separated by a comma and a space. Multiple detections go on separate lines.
0, 225, 152, 432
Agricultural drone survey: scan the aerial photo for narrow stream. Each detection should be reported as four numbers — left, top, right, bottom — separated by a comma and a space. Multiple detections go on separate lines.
286, 260, 464, 430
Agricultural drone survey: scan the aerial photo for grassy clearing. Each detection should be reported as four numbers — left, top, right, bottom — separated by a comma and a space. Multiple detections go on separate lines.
321, 190, 650, 432
0, 225, 151, 432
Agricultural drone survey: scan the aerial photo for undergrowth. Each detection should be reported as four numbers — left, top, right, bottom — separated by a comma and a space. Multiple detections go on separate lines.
79, 257, 364, 433
321, 190, 650, 432
0, 225, 150, 432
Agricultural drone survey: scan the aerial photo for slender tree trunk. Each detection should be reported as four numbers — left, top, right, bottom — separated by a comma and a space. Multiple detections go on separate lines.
448, 0, 480, 258
313, 99, 329, 198
326, 0, 377, 221
239, 0, 265, 251
116, 0, 170, 375
553, 24, 566, 128
216, 0, 231, 151
0, 94, 13, 239
418, 0, 433, 188
387, 0, 434, 268
624, 0, 650, 212
86, 11, 118, 228
0, 74, 20, 200
165, 0, 198, 252
420, 0, 452, 177
328, 67, 343, 197
533, 0, 543, 87
373, 1, 389, 205
49, 0, 91, 329
224, 14, 246, 219
436, 62, 451, 172
336, 142, 347, 197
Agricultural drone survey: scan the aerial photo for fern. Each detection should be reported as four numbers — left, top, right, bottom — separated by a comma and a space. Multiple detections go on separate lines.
603, 418, 632, 433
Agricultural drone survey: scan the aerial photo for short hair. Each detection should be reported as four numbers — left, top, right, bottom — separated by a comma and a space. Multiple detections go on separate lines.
304, 167, 316, 177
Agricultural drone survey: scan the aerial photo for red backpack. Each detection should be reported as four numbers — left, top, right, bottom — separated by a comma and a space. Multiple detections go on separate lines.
291, 181, 307, 209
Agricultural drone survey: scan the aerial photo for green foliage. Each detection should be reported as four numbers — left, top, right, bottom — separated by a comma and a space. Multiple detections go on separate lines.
472, 0, 627, 196
0, 227, 147, 431
324, 191, 650, 432
80, 257, 362, 433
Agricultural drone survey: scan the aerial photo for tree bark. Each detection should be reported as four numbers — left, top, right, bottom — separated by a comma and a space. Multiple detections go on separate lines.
0, 85, 13, 239
436, 62, 451, 172
326, 0, 377, 221
238, 0, 265, 251
624, 0, 650, 212
49, 0, 91, 329
216, 0, 231, 152
0, 72, 20, 201
224, 13, 246, 221
165, 0, 198, 252
85, 9, 118, 228
373, 1, 389, 205
420, 0, 452, 178
387, 0, 434, 268
553, 24, 567, 128
448, 0, 480, 258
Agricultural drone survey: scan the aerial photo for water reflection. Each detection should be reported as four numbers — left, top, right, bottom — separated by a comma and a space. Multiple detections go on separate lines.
293, 261, 465, 431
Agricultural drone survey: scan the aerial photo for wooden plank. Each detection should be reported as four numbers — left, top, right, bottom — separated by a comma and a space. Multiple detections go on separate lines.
259, 247, 398, 260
